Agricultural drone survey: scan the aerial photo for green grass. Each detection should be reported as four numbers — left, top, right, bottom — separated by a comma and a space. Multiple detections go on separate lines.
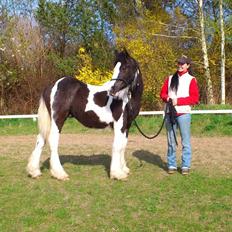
0, 104, 231, 231
0, 154, 231, 232
193, 104, 232, 110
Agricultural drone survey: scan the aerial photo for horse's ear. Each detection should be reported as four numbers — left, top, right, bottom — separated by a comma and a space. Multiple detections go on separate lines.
123, 47, 130, 57
114, 49, 119, 57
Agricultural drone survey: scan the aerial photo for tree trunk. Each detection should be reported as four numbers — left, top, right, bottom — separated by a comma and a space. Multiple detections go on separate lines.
219, 0, 226, 104
0, 81, 5, 114
198, 0, 215, 104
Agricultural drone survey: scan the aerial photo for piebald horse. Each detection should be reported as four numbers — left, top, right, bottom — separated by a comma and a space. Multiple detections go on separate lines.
27, 50, 143, 180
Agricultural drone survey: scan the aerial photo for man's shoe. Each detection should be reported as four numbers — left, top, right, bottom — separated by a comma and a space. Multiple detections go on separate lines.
181, 168, 190, 175
168, 167, 177, 174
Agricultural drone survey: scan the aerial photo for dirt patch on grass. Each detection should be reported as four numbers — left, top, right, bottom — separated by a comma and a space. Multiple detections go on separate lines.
0, 134, 232, 176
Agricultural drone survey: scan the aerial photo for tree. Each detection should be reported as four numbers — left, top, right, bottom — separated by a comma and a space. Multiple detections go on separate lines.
0, 0, 47, 113
36, 0, 114, 68
219, 0, 226, 104
1, 0, 232, 113
36, 0, 73, 57
0, 15, 49, 113
197, 0, 215, 104
112, 1, 177, 109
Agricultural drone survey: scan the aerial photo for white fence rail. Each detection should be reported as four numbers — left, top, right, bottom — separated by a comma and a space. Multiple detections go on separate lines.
139, 109, 232, 116
0, 110, 232, 120
0, 114, 38, 119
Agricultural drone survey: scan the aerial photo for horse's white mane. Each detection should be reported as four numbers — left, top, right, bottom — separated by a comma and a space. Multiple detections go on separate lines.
87, 62, 121, 92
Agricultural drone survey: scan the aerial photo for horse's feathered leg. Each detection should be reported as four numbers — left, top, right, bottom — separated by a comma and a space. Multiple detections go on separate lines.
120, 141, 130, 175
121, 125, 131, 175
48, 120, 69, 180
27, 98, 49, 178
27, 134, 45, 178
48, 79, 69, 181
110, 122, 129, 180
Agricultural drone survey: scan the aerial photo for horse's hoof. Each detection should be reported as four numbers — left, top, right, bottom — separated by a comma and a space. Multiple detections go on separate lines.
30, 173, 42, 179
123, 166, 130, 175
50, 170, 69, 181
57, 176, 70, 181
110, 171, 128, 180
52, 174, 70, 181
27, 167, 42, 179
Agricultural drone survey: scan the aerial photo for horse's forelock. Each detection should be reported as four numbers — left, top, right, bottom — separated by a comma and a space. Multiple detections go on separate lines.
115, 50, 132, 65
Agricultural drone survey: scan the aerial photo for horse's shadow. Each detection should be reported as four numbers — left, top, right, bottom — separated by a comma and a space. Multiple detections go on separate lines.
41, 150, 167, 176
132, 150, 167, 171
42, 154, 111, 176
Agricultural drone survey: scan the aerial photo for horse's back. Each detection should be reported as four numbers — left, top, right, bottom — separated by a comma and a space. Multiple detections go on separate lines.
41, 77, 85, 119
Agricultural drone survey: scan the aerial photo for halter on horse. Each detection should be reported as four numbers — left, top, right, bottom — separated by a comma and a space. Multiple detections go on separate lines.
27, 49, 143, 180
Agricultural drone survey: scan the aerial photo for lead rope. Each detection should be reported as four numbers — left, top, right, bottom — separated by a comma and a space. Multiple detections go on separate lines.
110, 78, 178, 145
133, 107, 167, 139
131, 98, 178, 145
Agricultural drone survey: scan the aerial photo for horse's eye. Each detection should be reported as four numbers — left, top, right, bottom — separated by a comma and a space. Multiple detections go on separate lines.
121, 65, 129, 71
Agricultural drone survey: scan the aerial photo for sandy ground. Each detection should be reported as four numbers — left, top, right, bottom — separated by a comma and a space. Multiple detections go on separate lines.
1, 133, 232, 176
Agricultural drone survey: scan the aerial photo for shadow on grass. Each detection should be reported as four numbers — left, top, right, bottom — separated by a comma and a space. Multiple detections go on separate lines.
42, 150, 167, 176
133, 150, 167, 171
42, 154, 111, 176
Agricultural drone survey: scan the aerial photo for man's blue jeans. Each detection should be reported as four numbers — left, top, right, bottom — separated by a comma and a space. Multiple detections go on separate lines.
165, 113, 192, 169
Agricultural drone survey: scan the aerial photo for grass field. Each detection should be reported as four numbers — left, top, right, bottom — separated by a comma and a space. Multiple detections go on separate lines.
0, 109, 232, 231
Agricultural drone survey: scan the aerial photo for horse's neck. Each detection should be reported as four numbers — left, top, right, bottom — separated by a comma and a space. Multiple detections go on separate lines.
130, 74, 143, 102
102, 79, 115, 89
87, 80, 114, 92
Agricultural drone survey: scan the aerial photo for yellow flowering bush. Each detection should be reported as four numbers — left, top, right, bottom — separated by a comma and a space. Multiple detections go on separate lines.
113, 13, 176, 109
75, 48, 112, 85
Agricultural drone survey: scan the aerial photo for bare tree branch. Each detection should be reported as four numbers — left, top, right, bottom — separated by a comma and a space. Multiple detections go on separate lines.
152, 33, 199, 40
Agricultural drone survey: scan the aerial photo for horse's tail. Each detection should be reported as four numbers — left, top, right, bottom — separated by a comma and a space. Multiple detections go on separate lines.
38, 97, 51, 142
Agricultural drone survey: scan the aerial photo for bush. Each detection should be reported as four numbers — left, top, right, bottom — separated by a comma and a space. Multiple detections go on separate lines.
75, 48, 112, 85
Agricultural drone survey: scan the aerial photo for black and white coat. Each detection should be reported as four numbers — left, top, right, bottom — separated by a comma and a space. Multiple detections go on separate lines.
27, 50, 143, 180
